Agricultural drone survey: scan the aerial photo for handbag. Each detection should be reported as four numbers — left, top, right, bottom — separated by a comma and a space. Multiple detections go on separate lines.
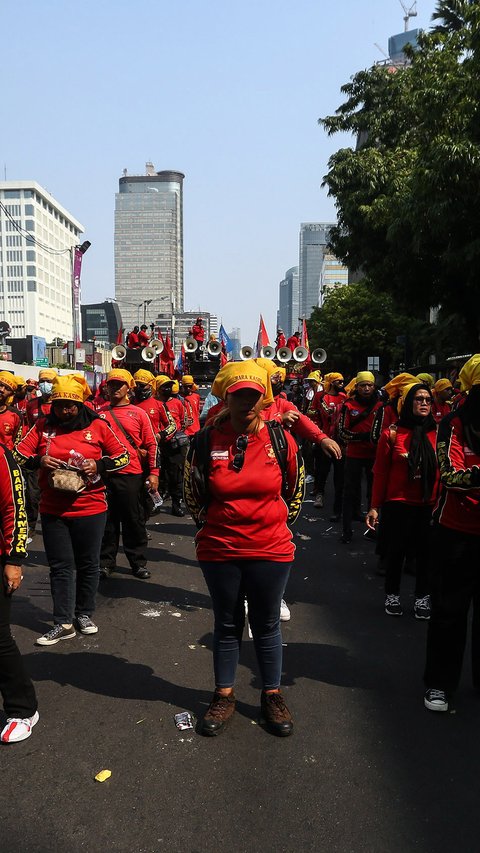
48, 467, 86, 494
44, 433, 86, 493
167, 431, 190, 452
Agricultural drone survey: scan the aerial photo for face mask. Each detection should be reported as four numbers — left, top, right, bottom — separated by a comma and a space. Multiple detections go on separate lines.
39, 381, 53, 395
272, 383, 283, 397
135, 385, 152, 401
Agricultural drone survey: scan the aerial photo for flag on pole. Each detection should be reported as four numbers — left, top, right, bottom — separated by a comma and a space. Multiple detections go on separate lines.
176, 343, 185, 373
116, 326, 124, 345
301, 319, 309, 351
219, 324, 232, 353
255, 315, 270, 356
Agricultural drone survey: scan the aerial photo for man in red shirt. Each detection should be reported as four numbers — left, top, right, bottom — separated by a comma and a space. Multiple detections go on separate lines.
138, 325, 151, 348
308, 372, 347, 518
99, 368, 159, 579
338, 371, 383, 543
276, 328, 286, 349
190, 317, 205, 360
286, 331, 300, 353
155, 375, 189, 516
0, 373, 23, 450
432, 378, 454, 423
180, 375, 201, 437
126, 326, 141, 349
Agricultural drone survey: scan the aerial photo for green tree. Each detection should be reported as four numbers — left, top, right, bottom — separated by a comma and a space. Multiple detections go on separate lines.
320, 7, 480, 349
306, 281, 412, 378
431, 0, 475, 33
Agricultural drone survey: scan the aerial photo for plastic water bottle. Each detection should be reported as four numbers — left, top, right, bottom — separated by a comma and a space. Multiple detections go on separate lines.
150, 490, 163, 509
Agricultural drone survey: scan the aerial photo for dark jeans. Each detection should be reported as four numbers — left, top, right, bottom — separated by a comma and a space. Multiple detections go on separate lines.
342, 456, 374, 534
24, 469, 40, 529
101, 474, 148, 572
0, 569, 37, 718
381, 502, 432, 597
200, 560, 292, 691
424, 524, 480, 694
161, 444, 188, 504
42, 513, 107, 624
314, 448, 345, 514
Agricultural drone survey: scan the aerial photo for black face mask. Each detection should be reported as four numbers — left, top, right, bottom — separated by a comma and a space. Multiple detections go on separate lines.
134, 386, 152, 402
272, 383, 284, 397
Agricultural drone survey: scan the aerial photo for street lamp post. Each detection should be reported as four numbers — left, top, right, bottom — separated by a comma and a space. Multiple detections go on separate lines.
70, 240, 91, 368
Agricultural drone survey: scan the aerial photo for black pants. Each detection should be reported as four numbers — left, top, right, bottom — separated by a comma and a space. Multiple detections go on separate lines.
24, 469, 40, 529
424, 525, 480, 694
101, 474, 148, 573
0, 568, 37, 718
381, 502, 432, 597
314, 448, 345, 514
342, 456, 374, 534
42, 512, 107, 624
302, 440, 314, 476
161, 445, 188, 505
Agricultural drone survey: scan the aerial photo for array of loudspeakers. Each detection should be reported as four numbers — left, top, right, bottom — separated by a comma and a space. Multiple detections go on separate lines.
184, 337, 222, 357
111, 339, 164, 364
241, 345, 327, 364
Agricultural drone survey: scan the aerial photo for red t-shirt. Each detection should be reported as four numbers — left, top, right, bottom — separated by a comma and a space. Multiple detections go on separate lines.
166, 397, 187, 431
26, 397, 51, 428
99, 404, 159, 475
434, 411, 480, 535
339, 396, 383, 459
135, 397, 170, 434
191, 422, 301, 562
181, 394, 201, 436
15, 418, 129, 517
191, 324, 205, 343
432, 397, 451, 424
371, 425, 439, 508
206, 398, 328, 444
0, 408, 22, 450
308, 391, 346, 438
138, 330, 150, 347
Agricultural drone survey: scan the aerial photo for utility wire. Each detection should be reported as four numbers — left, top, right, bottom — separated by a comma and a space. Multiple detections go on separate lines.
0, 201, 71, 256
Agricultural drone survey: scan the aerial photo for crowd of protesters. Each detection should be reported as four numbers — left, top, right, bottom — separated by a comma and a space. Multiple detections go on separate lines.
0, 351, 478, 744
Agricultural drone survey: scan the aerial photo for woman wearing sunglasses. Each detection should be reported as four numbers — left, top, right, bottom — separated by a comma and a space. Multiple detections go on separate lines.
184, 361, 304, 737
366, 383, 439, 619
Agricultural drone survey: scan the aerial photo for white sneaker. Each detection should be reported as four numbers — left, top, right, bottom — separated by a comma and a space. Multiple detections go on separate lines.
280, 599, 291, 621
305, 474, 314, 484
36, 624, 76, 646
313, 493, 324, 508
76, 615, 98, 635
424, 689, 448, 712
1, 710, 39, 743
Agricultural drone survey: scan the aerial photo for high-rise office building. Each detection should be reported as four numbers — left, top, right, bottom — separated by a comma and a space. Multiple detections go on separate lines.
319, 254, 349, 306
278, 266, 299, 337
81, 300, 122, 347
114, 163, 185, 332
0, 181, 84, 340
298, 223, 335, 320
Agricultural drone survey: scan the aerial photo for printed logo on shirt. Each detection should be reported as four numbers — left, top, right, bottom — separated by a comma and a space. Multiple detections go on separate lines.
84, 431, 93, 441
210, 450, 229, 460
351, 410, 359, 417
2, 423, 12, 433
265, 443, 277, 461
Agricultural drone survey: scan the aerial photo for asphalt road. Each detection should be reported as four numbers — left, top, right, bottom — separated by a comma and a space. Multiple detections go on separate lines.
2, 490, 479, 853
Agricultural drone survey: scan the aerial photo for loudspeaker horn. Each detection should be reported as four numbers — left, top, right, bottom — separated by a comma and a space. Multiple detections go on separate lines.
150, 339, 164, 354
240, 345, 254, 360
111, 345, 127, 361
185, 336, 198, 353
311, 347, 327, 364
293, 346, 309, 363
207, 340, 222, 356
276, 347, 292, 363
141, 346, 156, 362
260, 345, 276, 359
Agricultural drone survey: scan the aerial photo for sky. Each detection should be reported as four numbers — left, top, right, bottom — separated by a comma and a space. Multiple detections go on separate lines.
2, 0, 436, 347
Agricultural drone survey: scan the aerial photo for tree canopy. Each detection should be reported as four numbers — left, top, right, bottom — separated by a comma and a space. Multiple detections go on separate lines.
320, 4, 480, 349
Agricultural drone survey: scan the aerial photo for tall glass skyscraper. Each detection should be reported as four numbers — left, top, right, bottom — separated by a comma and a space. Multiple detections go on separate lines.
114, 164, 185, 332
298, 223, 334, 320
278, 266, 299, 337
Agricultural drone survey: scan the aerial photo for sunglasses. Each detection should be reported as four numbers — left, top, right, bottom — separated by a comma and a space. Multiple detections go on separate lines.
232, 435, 248, 472
413, 396, 432, 403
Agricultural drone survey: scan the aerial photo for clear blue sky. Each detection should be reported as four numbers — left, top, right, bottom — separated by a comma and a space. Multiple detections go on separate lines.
2, 0, 435, 347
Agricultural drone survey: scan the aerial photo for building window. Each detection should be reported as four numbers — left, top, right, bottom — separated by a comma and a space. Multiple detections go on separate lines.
26, 250, 36, 262
27, 281, 37, 292
24, 204, 34, 216
25, 220, 35, 231
4, 190, 20, 199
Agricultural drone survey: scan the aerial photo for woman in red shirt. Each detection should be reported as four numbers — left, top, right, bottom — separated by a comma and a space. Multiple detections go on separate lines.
15, 375, 129, 645
184, 361, 304, 737
367, 383, 438, 619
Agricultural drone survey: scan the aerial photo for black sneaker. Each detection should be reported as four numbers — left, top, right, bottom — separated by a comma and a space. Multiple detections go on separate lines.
100, 566, 113, 580
260, 691, 293, 737
76, 615, 98, 635
424, 688, 448, 712
341, 531, 353, 544
414, 596, 431, 620
385, 594, 403, 616
201, 691, 236, 736
36, 624, 76, 646
171, 504, 185, 517
133, 567, 151, 579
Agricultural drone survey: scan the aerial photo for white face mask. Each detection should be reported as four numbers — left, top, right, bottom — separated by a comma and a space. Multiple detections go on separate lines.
39, 381, 53, 395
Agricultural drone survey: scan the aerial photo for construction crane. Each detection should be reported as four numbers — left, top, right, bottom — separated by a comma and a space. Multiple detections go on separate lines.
399, 0, 418, 32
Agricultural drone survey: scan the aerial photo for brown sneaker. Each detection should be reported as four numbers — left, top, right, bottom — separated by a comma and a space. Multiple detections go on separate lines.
201, 691, 236, 736
261, 691, 293, 736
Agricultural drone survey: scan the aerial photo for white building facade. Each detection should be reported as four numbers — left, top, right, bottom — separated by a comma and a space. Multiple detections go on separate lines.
319, 254, 349, 306
0, 181, 84, 341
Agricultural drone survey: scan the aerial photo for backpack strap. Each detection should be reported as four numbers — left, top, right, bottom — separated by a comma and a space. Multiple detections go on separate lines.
265, 420, 289, 497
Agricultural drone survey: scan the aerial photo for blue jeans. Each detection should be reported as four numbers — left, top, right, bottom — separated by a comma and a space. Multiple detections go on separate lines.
41, 512, 107, 624
200, 560, 292, 690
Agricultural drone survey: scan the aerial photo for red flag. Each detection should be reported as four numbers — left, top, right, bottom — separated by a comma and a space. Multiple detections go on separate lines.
301, 319, 309, 351
116, 326, 124, 345
255, 315, 270, 356
164, 334, 175, 362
